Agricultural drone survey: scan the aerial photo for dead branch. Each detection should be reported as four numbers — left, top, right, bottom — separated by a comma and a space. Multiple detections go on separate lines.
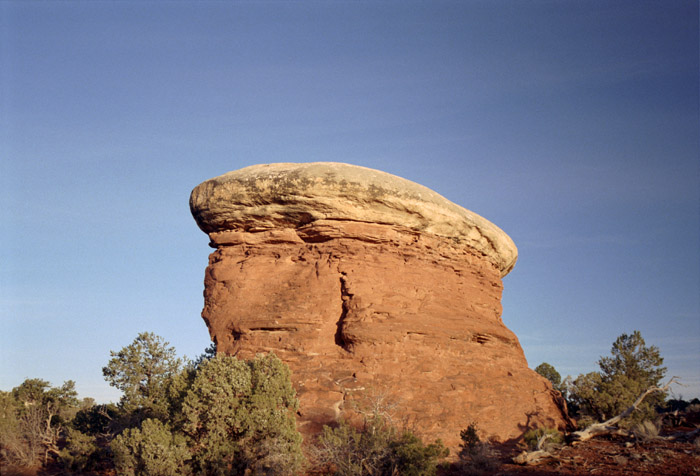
513, 377, 680, 465
97, 405, 114, 421
663, 426, 700, 442
570, 376, 679, 443
512, 432, 558, 465
513, 448, 552, 465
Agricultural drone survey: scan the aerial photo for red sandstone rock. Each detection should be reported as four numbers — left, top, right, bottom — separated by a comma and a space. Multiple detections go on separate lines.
190, 163, 569, 450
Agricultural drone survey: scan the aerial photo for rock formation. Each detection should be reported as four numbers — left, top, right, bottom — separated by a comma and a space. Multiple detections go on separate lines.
190, 162, 569, 449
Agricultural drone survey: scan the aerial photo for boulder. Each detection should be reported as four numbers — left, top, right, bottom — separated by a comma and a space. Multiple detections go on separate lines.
190, 162, 569, 449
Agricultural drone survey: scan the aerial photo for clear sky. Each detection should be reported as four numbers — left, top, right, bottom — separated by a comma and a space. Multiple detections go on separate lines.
1, 1, 698, 403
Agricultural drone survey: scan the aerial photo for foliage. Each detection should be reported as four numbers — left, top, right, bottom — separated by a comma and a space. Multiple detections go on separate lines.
72, 403, 120, 435
13, 378, 79, 425
103, 332, 183, 420
0, 379, 79, 467
599, 331, 666, 385
181, 353, 305, 475
568, 331, 666, 423
160, 365, 197, 431
522, 427, 564, 451
535, 362, 563, 389
663, 398, 692, 413
0, 390, 27, 466
458, 422, 480, 457
457, 422, 498, 475
387, 432, 448, 476
630, 420, 660, 442
193, 341, 217, 368
3, 337, 308, 474
111, 418, 191, 476
102, 335, 305, 475
314, 412, 447, 476
57, 427, 100, 473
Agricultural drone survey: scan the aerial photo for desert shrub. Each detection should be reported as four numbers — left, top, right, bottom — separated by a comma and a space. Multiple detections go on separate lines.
0, 390, 30, 467
630, 420, 660, 442
72, 403, 120, 435
181, 353, 305, 476
111, 418, 191, 476
458, 443, 498, 475
458, 422, 480, 457
103, 335, 305, 474
0, 379, 79, 467
568, 331, 666, 424
315, 419, 367, 475
663, 398, 691, 413
522, 427, 564, 451
534, 362, 564, 391
244, 434, 309, 476
574, 414, 596, 431
57, 427, 100, 473
388, 432, 449, 476
457, 422, 498, 475
314, 414, 447, 476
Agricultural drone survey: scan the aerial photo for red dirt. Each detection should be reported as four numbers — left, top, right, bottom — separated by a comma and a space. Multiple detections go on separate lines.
489, 434, 700, 476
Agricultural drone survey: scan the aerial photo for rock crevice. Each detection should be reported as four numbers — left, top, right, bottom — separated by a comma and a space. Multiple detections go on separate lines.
335, 272, 353, 351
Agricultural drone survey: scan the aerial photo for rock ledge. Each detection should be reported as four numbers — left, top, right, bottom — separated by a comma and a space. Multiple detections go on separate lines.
190, 162, 517, 275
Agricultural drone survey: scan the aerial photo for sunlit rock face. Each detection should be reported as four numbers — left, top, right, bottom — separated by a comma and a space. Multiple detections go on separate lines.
190, 162, 568, 449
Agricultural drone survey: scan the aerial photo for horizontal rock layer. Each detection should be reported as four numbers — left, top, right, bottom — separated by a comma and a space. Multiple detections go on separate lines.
190, 162, 517, 276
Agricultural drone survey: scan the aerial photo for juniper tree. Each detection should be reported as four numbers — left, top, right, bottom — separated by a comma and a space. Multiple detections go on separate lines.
534, 363, 562, 389
569, 331, 666, 423
181, 353, 305, 475
1, 379, 78, 466
102, 332, 183, 420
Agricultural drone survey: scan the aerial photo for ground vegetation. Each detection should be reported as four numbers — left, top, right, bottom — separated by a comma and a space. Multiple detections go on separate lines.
1, 330, 698, 476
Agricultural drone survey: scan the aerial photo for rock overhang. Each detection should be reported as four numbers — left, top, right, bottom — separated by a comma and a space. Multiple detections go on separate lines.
190, 162, 518, 276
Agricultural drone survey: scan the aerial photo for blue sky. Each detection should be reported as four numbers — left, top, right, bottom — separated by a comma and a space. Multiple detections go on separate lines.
1, 1, 698, 403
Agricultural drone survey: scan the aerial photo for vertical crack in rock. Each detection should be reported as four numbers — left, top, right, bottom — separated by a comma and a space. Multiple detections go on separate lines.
335, 272, 352, 351
226, 326, 243, 356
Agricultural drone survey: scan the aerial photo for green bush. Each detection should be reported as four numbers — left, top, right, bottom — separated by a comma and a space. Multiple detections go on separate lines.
111, 418, 191, 476
0, 380, 79, 467
458, 422, 480, 457
107, 351, 305, 476
72, 403, 120, 435
388, 432, 449, 476
102, 335, 306, 475
535, 363, 561, 388
58, 427, 100, 473
568, 331, 666, 424
457, 422, 498, 475
522, 427, 564, 450
314, 413, 447, 476
0, 390, 28, 467
5, 337, 309, 475
181, 353, 305, 476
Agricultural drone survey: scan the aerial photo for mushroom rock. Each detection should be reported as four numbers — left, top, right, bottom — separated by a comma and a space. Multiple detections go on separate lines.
190, 162, 569, 449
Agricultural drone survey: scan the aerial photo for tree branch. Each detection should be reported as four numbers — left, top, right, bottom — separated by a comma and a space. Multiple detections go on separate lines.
513, 377, 681, 465
570, 376, 679, 443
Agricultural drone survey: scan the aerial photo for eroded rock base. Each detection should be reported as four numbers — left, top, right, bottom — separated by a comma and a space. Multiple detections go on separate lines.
202, 221, 567, 449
